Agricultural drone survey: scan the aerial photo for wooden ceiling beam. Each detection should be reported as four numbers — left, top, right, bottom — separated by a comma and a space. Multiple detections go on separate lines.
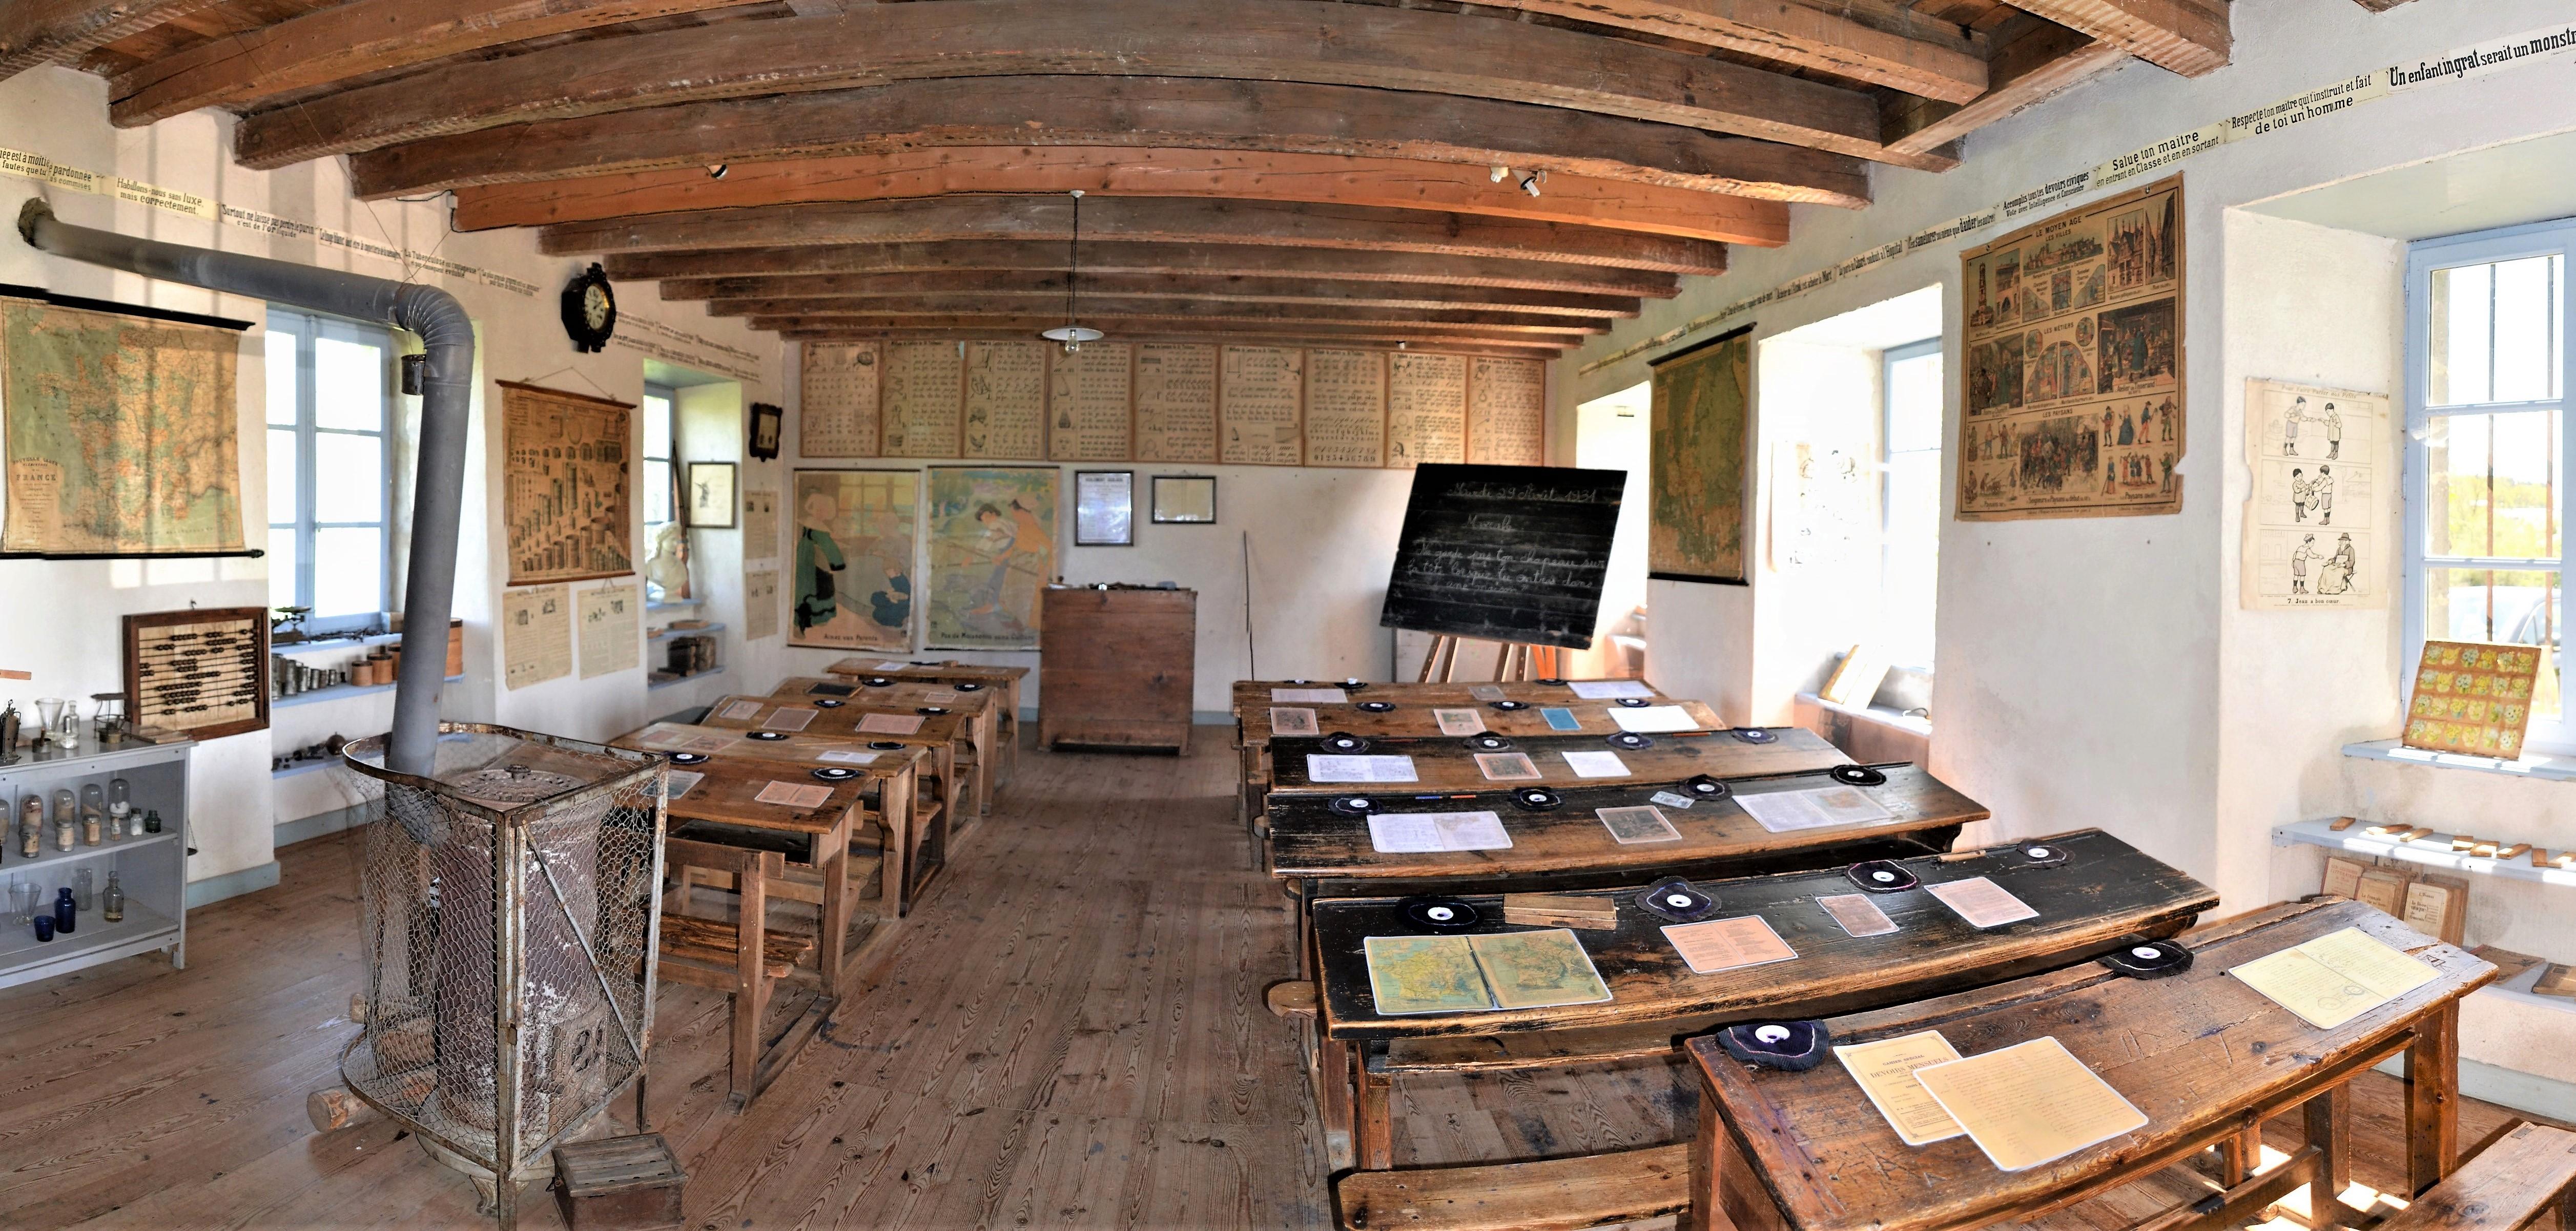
754, 315, 1581, 347
775, 328, 1566, 357
712, 296, 1609, 333
348, 75, 1871, 207
231, 0, 1950, 171
2, 0, 225, 79
607, 241, 1685, 298
1882, 18, 2127, 156
1997, 0, 2226, 77
452, 147, 1792, 245
106, 0, 773, 127
1474, 0, 1985, 102
656, 270, 1642, 317
543, 196, 1733, 276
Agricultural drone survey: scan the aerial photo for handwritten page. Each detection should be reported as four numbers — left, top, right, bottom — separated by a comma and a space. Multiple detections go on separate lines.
799, 341, 881, 457
763, 707, 818, 732
1468, 930, 1613, 1009
1045, 341, 1132, 461
962, 340, 1046, 460
1220, 345, 1303, 465
1610, 704, 1700, 733
1834, 1031, 1966, 1146
2228, 926, 2440, 1029
1467, 357, 1547, 466
1134, 343, 1219, 463
1735, 786, 1895, 834
1307, 755, 1419, 783
1560, 750, 1632, 778
754, 780, 835, 809
1433, 707, 1488, 736
717, 699, 764, 721
881, 341, 963, 457
1272, 687, 1348, 703
1304, 348, 1388, 467
1913, 1037, 2147, 1172
1270, 706, 1321, 736
1662, 915, 1797, 974
858, 712, 925, 736
1819, 893, 1899, 937
634, 725, 689, 750
1597, 805, 1681, 844
1468, 685, 1507, 701
816, 749, 879, 765
1367, 810, 1512, 853
1927, 877, 2039, 928
1476, 752, 1542, 781
660, 770, 705, 801
1570, 680, 1655, 699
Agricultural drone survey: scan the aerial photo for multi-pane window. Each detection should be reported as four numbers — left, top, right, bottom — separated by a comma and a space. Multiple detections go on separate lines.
2407, 225, 2570, 742
266, 310, 393, 630
641, 384, 677, 599
1881, 339, 1944, 670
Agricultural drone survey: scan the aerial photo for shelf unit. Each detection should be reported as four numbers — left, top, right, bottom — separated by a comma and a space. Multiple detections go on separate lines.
273, 672, 465, 709
2271, 816, 2576, 888
648, 622, 725, 641
0, 737, 192, 990
648, 664, 726, 691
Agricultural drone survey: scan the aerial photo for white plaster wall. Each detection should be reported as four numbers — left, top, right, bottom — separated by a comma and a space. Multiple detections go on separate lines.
1749, 338, 1886, 724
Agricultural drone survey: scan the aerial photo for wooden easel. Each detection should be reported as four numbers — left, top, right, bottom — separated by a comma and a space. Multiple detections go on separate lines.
1415, 635, 1562, 682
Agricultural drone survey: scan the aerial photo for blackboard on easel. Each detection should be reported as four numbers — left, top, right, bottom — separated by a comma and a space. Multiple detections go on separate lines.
1377, 464, 1626, 650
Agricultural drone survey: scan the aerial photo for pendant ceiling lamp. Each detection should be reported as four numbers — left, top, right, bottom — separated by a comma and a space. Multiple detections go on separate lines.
1040, 189, 1104, 352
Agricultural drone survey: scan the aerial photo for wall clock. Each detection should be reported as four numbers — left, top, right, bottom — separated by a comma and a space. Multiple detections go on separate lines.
560, 262, 616, 353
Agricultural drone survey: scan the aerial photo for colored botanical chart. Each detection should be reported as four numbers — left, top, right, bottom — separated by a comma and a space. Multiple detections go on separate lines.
1648, 327, 1750, 583
1, 298, 243, 555
925, 467, 1057, 649
2403, 640, 2545, 758
788, 469, 918, 652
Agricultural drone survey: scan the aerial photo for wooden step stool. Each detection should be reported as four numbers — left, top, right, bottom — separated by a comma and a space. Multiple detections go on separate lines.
552, 1133, 686, 1230
2379, 1122, 2576, 1230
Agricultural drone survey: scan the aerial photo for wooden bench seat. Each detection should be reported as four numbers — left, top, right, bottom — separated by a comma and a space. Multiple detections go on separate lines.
1335, 1144, 1688, 1231
2381, 1122, 2576, 1231
658, 913, 814, 980
1380, 1022, 1679, 1074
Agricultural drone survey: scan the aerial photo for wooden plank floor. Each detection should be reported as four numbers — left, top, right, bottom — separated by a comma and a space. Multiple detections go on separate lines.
0, 738, 2552, 1229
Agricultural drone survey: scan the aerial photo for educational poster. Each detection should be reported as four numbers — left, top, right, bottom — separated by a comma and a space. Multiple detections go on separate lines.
0, 298, 244, 555
2243, 378, 2387, 610
502, 583, 571, 690
788, 468, 918, 651
925, 467, 1058, 650
1046, 342, 1134, 462
1957, 175, 2184, 520
1386, 352, 1467, 469
882, 341, 963, 457
1304, 349, 1388, 468
741, 488, 778, 560
1134, 344, 1218, 463
1467, 357, 1547, 465
500, 381, 633, 585
576, 582, 640, 678
799, 341, 880, 457
1220, 346, 1303, 465
2403, 640, 2542, 758
962, 340, 1044, 461
744, 568, 779, 641
1648, 328, 1750, 584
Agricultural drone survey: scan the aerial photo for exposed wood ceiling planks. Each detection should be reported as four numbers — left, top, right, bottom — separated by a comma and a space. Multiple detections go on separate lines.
1449, 0, 1986, 101
606, 242, 1688, 299
1882, 19, 2129, 157
654, 270, 1646, 318
2001, 0, 2228, 77
1, 0, 233, 78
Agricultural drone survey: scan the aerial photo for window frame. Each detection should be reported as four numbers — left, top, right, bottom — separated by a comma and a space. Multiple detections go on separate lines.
1879, 336, 1944, 672
267, 309, 395, 634
641, 382, 679, 602
2403, 219, 2573, 751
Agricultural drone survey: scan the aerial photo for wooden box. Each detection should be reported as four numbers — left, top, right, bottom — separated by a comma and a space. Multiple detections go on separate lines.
552, 1134, 686, 1230
1038, 585, 1196, 753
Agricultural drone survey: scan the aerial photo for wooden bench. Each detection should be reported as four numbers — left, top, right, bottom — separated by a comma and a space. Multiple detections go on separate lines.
659, 912, 812, 979
2380, 1122, 2576, 1231
1336, 1144, 1691, 1231
655, 835, 835, 1110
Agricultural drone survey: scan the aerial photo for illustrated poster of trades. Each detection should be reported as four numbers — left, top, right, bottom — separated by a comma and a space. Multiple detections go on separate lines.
1956, 175, 2184, 521
2243, 379, 2387, 610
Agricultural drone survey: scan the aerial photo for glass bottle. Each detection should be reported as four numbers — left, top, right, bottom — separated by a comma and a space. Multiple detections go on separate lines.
107, 777, 131, 840
53, 887, 74, 933
79, 783, 103, 846
143, 808, 163, 834
99, 871, 122, 924
51, 789, 74, 851
71, 867, 93, 911
16, 795, 36, 859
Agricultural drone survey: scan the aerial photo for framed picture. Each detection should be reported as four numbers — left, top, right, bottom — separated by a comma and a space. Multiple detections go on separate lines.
747, 401, 783, 461
686, 461, 738, 528
1151, 474, 1218, 524
1075, 470, 1135, 546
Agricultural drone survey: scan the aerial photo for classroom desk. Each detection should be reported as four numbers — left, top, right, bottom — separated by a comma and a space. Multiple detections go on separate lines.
610, 722, 942, 915
824, 657, 1026, 779
1306, 830, 2215, 1176
1265, 726, 1849, 797
1683, 896, 2498, 1231
698, 694, 972, 826
770, 675, 1002, 816
1230, 678, 1675, 727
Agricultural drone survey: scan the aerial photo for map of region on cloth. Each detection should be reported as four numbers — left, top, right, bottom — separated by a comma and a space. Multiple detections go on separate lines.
1, 298, 243, 555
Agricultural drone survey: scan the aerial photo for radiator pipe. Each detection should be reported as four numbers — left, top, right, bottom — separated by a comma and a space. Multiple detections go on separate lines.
18, 198, 473, 777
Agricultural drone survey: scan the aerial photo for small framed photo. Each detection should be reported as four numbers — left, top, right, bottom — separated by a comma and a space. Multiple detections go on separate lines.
747, 402, 783, 461
1151, 474, 1218, 524
1075, 470, 1135, 546
686, 461, 738, 528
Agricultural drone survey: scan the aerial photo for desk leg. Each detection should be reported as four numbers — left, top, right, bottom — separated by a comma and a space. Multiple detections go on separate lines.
2219, 1122, 2264, 1187
1685, 1078, 1719, 1231
1356, 1048, 1393, 1171
1286, 880, 1313, 979
882, 771, 915, 916
819, 825, 850, 999
2303, 1083, 2357, 1228
1711, 1116, 1787, 1231
1317, 1033, 1357, 1174
729, 857, 773, 1107
2407, 1004, 2461, 1196
972, 712, 994, 817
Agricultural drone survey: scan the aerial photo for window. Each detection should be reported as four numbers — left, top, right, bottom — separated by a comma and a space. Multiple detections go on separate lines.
2406, 223, 2570, 746
1880, 338, 1944, 669
641, 383, 677, 600
266, 310, 394, 631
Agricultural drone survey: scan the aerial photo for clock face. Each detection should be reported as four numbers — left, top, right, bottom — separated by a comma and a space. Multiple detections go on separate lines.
583, 283, 612, 329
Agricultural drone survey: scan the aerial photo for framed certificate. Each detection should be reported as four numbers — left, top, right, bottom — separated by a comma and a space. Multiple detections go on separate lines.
1075, 470, 1134, 546
1151, 474, 1217, 524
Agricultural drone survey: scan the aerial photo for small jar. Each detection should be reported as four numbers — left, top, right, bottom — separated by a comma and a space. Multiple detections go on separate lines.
16, 795, 37, 859
143, 808, 164, 834
51, 789, 74, 851
79, 783, 103, 846
71, 867, 93, 911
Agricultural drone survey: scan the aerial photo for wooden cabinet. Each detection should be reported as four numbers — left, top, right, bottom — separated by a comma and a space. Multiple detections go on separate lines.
1038, 585, 1196, 753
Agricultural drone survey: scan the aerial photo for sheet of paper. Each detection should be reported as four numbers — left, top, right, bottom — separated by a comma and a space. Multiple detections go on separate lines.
1364, 935, 1493, 1015
2320, 857, 2365, 900
1306, 754, 1419, 784
2302, 927, 2442, 999
678, 732, 735, 753
1734, 785, 1895, 834
874, 660, 911, 670
1649, 790, 1698, 809
1467, 930, 1614, 1009
817, 749, 879, 765
1541, 707, 1581, 731
858, 712, 925, 735
1269, 706, 1321, 737
1913, 1037, 2147, 1172
1597, 805, 1681, 844
1610, 705, 1700, 733
635, 726, 688, 749
1662, 915, 1798, 974
1433, 707, 1488, 736
501, 583, 572, 690
755, 780, 834, 809
1835, 1030, 1966, 1146
576, 583, 640, 679
922, 688, 959, 702
1560, 750, 1632, 778
717, 699, 763, 721
1367, 810, 1512, 853
1469, 685, 1507, 701
1273, 687, 1348, 703
1926, 877, 2039, 928
1569, 680, 1655, 699
2228, 926, 2441, 1030
1819, 893, 1900, 937
1476, 752, 1542, 781
660, 769, 705, 801
764, 707, 818, 732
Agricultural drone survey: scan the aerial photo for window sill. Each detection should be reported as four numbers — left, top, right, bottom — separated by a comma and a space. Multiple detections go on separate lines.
645, 599, 700, 612
1796, 692, 1933, 738
2341, 738, 2576, 783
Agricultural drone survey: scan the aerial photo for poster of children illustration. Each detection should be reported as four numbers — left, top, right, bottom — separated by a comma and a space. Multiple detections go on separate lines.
787, 469, 919, 651
1956, 176, 2183, 520
926, 467, 1058, 649
2243, 379, 2387, 611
